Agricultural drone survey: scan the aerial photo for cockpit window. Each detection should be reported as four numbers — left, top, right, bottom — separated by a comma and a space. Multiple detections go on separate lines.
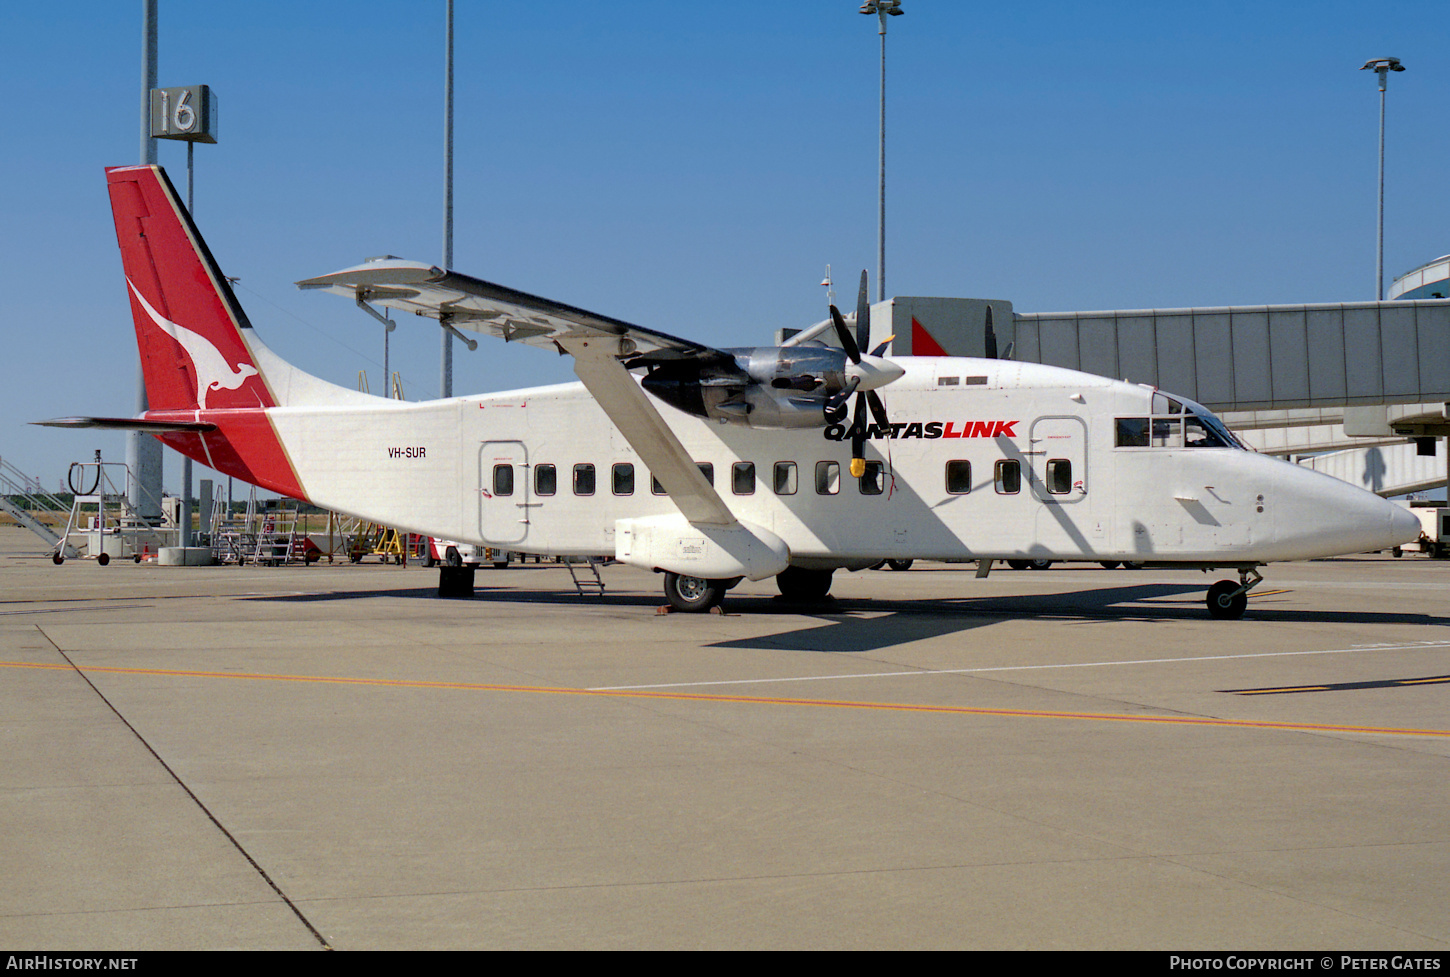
1117, 402, 1244, 450
1116, 418, 1148, 447
1151, 418, 1183, 449
1185, 414, 1232, 448
1151, 393, 1183, 415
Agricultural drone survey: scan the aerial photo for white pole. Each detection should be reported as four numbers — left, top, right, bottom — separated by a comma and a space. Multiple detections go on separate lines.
441, 0, 455, 398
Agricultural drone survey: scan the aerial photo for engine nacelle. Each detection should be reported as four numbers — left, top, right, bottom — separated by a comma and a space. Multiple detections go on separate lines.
639, 345, 849, 430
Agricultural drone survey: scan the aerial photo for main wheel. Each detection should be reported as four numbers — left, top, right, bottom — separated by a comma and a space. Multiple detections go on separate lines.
776, 566, 834, 602
1006, 559, 1030, 570
886, 559, 914, 572
664, 572, 726, 612
1206, 580, 1247, 620
1028, 559, 1054, 570
445, 547, 462, 568
1099, 561, 1121, 570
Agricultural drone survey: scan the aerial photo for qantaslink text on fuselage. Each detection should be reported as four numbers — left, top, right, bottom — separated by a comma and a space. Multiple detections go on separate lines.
823, 420, 1019, 442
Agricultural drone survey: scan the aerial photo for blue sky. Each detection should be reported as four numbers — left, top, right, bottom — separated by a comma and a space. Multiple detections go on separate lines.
2, 1, 1446, 491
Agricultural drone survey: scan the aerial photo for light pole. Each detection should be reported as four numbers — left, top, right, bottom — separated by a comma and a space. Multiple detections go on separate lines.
1362, 57, 1404, 300
130, 0, 163, 526
860, 0, 902, 303
441, 0, 455, 398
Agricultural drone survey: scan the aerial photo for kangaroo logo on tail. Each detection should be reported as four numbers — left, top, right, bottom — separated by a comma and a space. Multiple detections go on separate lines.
128, 280, 259, 408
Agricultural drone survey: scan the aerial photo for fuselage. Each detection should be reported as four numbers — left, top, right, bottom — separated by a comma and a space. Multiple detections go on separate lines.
232, 354, 1417, 568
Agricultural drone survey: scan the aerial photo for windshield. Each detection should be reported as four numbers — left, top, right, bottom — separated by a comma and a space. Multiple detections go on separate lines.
1115, 396, 1247, 450
1187, 407, 1247, 449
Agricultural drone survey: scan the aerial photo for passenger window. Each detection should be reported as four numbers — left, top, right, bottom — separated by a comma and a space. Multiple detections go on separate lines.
945, 460, 972, 495
535, 464, 557, 496
612, 463, 634, 495
815, 461, 840, 495
732, 462, 755, 495
1115, 418, 1149, 447
697, 463, 714, 487
994, 460, 1020, 495
1046, 459, 1072, 495
859, 461, 884, 495
493, 464, 514, 497
573, 464, 595, 496
651, 475, 667, 496
774, 462, 797, 495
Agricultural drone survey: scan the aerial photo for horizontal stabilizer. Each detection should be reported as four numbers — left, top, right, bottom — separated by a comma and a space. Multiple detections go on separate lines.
32, 416, 218, 433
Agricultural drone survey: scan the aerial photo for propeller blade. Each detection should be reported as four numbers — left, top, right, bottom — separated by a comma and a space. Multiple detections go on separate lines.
829, 305, 862, 364
866, 390, 890, 430
823, 375, 860, 424
855, 270, 871, 358
984, 304, 998, 360
851, 390, 868, 477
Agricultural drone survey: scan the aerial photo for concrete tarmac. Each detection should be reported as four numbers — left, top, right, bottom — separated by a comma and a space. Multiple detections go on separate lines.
0, 526, 1446, 950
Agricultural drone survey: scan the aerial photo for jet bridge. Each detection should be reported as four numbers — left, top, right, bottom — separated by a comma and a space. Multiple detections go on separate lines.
1007, 299, 1450, 414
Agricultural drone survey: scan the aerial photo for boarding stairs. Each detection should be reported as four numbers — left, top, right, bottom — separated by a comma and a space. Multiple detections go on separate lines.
563, 556, 608, 596
49, 456, 177, 564
0, 456, 70, 553
209, 490, 260, 564
248, 504, 302, 565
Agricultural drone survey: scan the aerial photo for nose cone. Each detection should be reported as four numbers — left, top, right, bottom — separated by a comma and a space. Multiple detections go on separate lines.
1267, 463, 1428, 560
1390, 503, 1422, 546
848, 354, 905, 392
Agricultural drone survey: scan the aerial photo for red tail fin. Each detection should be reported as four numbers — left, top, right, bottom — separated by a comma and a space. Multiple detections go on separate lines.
106, 165, 307, 501
106, 165, 274, 411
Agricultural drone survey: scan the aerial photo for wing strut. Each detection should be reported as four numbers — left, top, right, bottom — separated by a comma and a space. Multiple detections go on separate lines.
559, 334, 735, 529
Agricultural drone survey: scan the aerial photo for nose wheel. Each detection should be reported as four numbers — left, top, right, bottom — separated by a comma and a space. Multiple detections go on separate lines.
1206, 568, 1262, 620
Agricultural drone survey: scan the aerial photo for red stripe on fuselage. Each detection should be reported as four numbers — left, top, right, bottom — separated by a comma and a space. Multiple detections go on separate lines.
151, 409, 308, 501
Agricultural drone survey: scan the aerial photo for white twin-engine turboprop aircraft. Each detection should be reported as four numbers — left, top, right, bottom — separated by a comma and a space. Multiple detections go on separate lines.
57, 164, 1420, 617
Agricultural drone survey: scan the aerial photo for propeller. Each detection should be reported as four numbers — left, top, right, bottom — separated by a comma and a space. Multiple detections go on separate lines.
829, 271, 895, 478
983, 304, 1012, 360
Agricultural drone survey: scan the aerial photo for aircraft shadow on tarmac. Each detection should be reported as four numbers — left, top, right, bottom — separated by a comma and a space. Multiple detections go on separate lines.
241, 581, 1447, 655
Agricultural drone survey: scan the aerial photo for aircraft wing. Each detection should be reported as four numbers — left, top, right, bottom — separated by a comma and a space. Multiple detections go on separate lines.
297, 259, 725, 364
298, 259, 738, 528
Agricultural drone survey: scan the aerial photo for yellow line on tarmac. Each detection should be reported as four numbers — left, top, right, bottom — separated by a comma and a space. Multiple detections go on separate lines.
5, 659, 1447, 738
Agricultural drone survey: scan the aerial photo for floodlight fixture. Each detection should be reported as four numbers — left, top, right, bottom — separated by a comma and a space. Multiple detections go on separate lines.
860, 1, 902, 302
1362, 57, 1406, 298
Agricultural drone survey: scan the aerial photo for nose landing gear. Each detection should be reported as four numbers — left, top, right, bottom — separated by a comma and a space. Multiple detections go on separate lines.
1206, 567, 1262, 620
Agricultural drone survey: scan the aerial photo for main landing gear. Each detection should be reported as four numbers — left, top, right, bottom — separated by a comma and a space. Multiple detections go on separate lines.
775, 566, 834, 603
1206, 568, 1262, 620
661, 566, 840, 612
663, 572, 737, 612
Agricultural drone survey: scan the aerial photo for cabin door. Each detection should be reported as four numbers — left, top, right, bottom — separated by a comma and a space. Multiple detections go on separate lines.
1029, 416, 1104, 553
479, 440, 530, 545
1029, 417, 1087, 502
